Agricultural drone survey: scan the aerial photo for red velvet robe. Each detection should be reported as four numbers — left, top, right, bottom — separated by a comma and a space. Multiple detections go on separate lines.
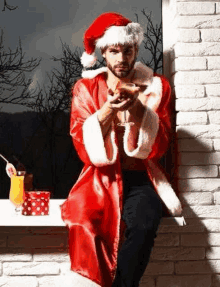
60, 62, 182, 287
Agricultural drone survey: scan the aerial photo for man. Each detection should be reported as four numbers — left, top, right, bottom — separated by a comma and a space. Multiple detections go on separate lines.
61, 12, 182, 287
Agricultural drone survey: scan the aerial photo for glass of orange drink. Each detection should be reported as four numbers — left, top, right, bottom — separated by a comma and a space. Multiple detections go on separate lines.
9, 171, 26, 215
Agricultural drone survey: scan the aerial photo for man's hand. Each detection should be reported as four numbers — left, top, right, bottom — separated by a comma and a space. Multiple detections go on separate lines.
107, 83, 140, 111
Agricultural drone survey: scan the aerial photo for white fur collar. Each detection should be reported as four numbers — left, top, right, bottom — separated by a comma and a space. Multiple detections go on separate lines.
81, 61, 154, 87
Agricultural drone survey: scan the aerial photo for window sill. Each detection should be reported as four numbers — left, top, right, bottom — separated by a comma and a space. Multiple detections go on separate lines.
0, 199, 65, 226
0, 199, 186, 227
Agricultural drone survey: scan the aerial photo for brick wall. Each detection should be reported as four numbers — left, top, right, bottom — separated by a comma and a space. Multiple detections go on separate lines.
139, 0, 220, 286
0, 227, 71, 287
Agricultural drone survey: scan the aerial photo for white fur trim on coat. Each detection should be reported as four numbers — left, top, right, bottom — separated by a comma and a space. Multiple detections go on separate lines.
96, 23, 144, 48
82, 67, 108, 79
147, 159, 183, 217
123, 107, 159, 159
83, 111, 118, 167
57, 272, 101, 287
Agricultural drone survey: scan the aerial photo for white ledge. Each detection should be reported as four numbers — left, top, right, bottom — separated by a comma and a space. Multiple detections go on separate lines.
0, 199, 186, 227
0, 199, 65, 226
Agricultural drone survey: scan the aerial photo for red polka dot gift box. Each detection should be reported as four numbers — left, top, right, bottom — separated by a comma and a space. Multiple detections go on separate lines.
22, 191, 50, 216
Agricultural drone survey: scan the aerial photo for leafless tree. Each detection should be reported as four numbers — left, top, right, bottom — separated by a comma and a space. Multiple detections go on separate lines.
136, 9, 162, 73
2, 0, 18, 11
0, 31, 41, 107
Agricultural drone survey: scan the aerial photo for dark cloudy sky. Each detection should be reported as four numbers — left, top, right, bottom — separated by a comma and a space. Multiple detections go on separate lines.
0, 0, 161, 112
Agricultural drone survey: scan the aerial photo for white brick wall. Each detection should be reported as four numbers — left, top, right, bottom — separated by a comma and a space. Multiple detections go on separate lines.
158, 0, 220, 286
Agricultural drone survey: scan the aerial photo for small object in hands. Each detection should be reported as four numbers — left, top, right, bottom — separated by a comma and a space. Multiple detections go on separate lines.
9, 171, 26, 215
0, 154, 17, 177
116, 82, 137, 127
22, 191, 50, 216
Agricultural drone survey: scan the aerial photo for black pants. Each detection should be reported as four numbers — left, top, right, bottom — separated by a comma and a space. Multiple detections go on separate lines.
112, 170, 162, 287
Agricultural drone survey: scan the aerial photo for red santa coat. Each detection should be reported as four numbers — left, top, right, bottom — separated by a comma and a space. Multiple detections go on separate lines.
60, 62, 181, 287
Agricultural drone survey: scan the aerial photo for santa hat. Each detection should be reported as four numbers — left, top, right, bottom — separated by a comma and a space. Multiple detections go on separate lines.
81, 12, 144, 68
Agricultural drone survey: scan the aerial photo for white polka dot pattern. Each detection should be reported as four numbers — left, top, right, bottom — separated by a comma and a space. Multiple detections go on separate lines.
22, 191, 50, 216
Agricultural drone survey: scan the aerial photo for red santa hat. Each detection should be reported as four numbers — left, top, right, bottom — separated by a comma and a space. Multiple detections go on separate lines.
81, 12, 144, 68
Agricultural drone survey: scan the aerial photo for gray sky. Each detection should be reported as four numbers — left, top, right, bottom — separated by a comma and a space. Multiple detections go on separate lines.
0, 0, 161, 112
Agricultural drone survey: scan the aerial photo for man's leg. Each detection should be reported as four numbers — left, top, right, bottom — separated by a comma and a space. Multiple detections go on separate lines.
112, 171, 162, 287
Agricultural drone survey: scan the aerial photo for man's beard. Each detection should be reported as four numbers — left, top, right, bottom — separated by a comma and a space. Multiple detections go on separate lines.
106, 58, 136, 79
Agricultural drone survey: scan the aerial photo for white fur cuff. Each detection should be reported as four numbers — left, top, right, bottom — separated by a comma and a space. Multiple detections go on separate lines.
123, 107, 159, 159
83, 111, 118, 167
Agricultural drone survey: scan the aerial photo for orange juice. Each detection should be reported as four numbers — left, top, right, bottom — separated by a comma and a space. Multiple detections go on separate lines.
9, 175, 25, 206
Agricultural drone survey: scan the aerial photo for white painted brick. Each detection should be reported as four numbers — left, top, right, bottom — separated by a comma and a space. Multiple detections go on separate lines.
174, 57, 207, 71
177, 125, 220, 139
144, 262, 174, 275
3, 262, 60, 276
177, 97, 220, 111
176, 98, 210, 111
214, 192, 220, 204
0, 251, 32, 262
176, 260, 220, 274
204, 233, 220, 246
39, 275, 98, 287
159, 219, 205, 234
174, 71, 220, 85
7, 234, 67, 248
139, 276, 155, 287
181, 233, 220, 247
175, 85, 205, 98
206, 84, 220, 97
38, 276, 61, 287
214, 139, 220, 151
177, 29, 200, 43
151, 247, 205, 261
174, 42, 220, 57
157, 275, 211, 287
176, 112, 208, 125
202, 29, 220, 42
207, 247, 220, 259
202, 219, 220, 232
177, 15, 220, 29
154, 234, 179, 246
178, 178, 220, 192
33, 251, 69, 262
209, 111, 220, 124
178, 152, 220, 165
0, 277, 38, 287
217, 3, 220, 14
180, 192, 213, 205
183, 205, 220, 218
208, 56, 220, 70
178, 138, 213, 152
181, 234, 208, 246
177, 2, 215, 15
177, 165, 218, 178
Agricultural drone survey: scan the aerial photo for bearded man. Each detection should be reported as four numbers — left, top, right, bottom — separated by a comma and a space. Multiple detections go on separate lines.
61, 12, 182, 287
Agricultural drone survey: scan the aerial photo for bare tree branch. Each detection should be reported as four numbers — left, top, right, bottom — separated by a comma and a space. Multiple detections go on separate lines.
140, 9, 162, 73
2, 0, 18, 11
0, 30, 41, 106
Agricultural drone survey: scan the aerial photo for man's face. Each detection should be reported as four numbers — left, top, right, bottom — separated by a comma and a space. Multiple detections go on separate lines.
102, 44, 138, 79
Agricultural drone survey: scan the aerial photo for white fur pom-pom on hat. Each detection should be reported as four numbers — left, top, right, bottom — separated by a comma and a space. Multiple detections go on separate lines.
80, 52, 97, 68
80, 12, 144, 70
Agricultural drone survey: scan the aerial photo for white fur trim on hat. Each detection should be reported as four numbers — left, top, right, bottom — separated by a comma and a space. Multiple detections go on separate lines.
96, 23, 144, 48
81, 52, 97, 68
